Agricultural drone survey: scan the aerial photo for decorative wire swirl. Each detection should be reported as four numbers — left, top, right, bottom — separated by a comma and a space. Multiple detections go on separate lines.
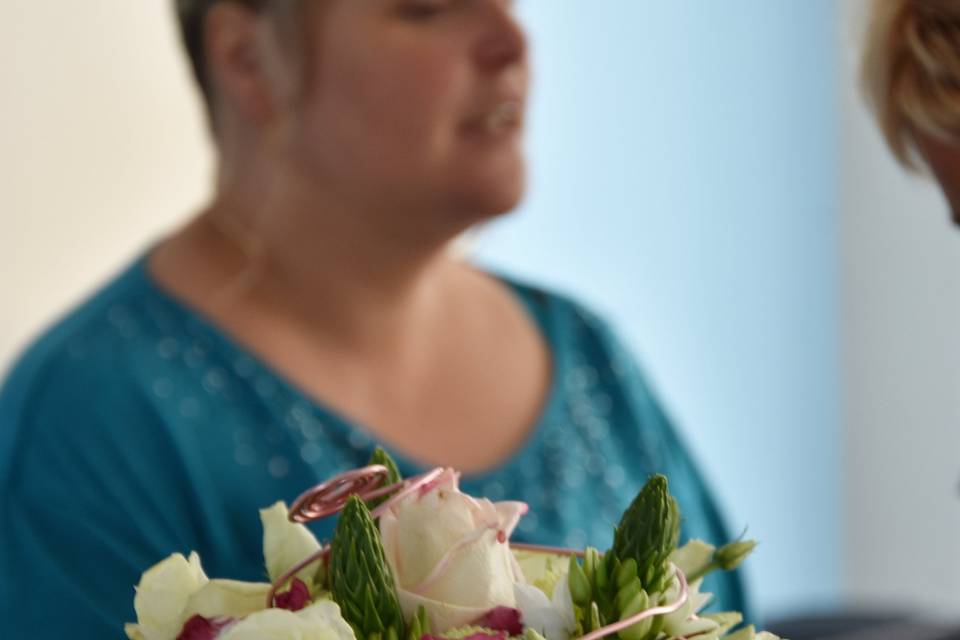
289, 464, 393, 522
267, 466, 692, 640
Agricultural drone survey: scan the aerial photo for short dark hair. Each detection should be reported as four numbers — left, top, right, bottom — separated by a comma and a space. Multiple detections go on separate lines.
175, 0, 270, 109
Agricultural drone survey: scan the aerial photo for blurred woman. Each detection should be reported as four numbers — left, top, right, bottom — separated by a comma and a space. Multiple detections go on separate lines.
0, 1, 746, 636
863, 0, 960, 220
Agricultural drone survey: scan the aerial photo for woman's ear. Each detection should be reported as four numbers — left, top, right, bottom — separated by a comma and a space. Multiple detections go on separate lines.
204, 3, 277, 126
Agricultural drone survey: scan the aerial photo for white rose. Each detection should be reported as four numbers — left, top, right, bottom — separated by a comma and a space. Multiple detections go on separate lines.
218, 600, 356, 640
132, 552, 209, 640
378, 468, 527, 632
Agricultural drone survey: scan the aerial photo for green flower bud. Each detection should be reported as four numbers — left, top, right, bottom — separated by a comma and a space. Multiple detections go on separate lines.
594, 552, 610, 593
418, 605, 431, 635
589, 602, 602, 633
366, 447, 403, 509
614, 577, 642, 614
618, 590, 652, 640
583, 547, 599, 584
330, 496, 405, 640
714, 539, 758, 571
568, 555, 592, 608
621, 589, 649, 618
614, 558, 638, 589
612, 474, 680, 594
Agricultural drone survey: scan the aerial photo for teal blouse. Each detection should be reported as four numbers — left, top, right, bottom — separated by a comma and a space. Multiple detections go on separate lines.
0, 254, 747, 638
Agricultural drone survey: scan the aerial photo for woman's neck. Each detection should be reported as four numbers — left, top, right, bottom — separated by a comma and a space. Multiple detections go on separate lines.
152, 188, 472, 360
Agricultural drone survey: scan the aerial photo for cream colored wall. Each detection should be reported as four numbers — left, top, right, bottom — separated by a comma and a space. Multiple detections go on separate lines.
839, 0, 960, 617
1, 1, 213, 371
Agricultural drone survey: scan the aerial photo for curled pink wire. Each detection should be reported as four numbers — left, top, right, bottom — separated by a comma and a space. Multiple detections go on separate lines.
578, 564, 689, 640
289, 464, 392, 522
268, 465, 444, 607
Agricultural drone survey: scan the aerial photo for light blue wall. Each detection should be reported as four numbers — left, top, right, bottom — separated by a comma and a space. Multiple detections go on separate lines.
475, 1, 841, 620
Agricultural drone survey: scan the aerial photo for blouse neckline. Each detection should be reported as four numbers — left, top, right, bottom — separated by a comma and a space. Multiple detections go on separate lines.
130, 252, 569, 484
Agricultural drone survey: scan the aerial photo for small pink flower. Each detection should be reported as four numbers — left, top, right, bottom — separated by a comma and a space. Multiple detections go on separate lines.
275, 577, 311, 612
474, 606, 524, 636
177, 615, 232, 640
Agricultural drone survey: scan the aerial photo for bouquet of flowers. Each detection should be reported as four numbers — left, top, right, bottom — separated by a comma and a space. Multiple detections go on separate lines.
126, 448, 779, 640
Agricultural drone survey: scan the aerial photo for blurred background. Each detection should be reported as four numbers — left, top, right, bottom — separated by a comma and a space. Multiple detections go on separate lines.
2, 0, 959, 633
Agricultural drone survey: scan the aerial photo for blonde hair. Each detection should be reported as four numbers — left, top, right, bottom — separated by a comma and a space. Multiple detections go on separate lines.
862, 0, 960, 168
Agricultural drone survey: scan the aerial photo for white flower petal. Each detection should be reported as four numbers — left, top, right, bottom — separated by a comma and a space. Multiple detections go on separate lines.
514, 583, 574, 640
514, 582, 551, 620
494, 502, 528, 539
184, 579, 271, 620
261, 502, 322, 585
675, 615, 720, 637
669, 540, 716, 580
397, 588, 491, 632
512, 550, 569, 596
661, 575, 718, 639
133, 552, 209, 640
219, 600, 356, 640
394, 490, 478, 588
550, 576, 576, 633
417, 529, 517, 609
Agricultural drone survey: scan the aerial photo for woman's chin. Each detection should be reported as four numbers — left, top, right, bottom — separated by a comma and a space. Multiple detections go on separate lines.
449, 165, 527, 221
451, 187, 525, 225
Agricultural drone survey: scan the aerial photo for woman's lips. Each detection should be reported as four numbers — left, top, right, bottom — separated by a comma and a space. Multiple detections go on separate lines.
462, 100, 524, 137
486, 101, 523, 134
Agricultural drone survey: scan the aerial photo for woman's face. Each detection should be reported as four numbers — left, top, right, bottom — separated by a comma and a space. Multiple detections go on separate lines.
275, 0, 529, 232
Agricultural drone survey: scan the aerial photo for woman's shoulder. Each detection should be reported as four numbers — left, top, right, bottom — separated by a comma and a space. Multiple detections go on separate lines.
495, 271, 668, 429
495, 271, 634, 365
0, 256, 169, 461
